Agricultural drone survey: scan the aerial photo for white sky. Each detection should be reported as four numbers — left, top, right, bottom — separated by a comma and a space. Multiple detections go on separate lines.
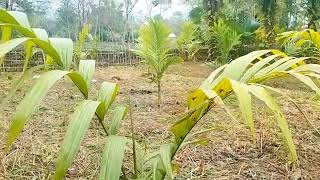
132, 0, 192, 19
49, 0, 191, 19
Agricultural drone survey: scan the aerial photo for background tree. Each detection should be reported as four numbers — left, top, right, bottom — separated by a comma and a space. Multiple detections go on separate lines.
305, 0, 320, 30
56, 0, 79, 39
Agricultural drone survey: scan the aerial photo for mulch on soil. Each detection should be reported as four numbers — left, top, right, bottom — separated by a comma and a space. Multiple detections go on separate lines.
1, 62, 320, 179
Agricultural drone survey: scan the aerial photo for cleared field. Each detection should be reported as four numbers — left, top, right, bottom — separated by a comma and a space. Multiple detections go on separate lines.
1, 62, 320, 179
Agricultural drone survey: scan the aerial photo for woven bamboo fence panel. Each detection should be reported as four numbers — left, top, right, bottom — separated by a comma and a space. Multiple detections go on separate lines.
1, 49, 140, 72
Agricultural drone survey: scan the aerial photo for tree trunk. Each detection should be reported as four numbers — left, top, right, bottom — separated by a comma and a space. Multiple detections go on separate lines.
307, 0, 318, 31
157, 81, 161, 109
5, 0, 9, 10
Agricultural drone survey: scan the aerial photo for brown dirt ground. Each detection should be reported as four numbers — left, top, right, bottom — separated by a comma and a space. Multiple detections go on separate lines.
0, 61, 320, 179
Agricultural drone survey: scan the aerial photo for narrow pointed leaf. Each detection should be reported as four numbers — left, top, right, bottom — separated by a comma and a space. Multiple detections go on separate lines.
200, 64, 226, 89
0, 23, 36, 37
221, 50, 270, 81
0, 10, 31, 29
66, 72, 89, 98
23, 41, 34, 72
99, 136, 127, 180
248, 85, 298, 162
96, 82, 119, 120
292, 64, 320, 74
1, 26, 12, 42
108, 106, 128, 135
254, 57, 293, 78
171, 101, 211, 145
159, 144, 175, 180
0, 37, 63, 66
6, 70, 68, 149
49, 38, 74, 70
240, 55, 279, 82
288, 72, 320, 96
272, 57, 308, 72
6, 70, 90, 148
230, 80, 255, 138
0, 37, 28, 58
4, 65, 44, 103
79, 60, 96, 89
152, 159, 165, 180
32, 28, 49, 41
53, 100, 100, 179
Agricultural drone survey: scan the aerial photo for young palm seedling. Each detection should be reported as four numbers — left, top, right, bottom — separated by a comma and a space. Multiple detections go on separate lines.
134, 18, 182, 109
0, 10, 129, 180
138, 50, 320, 179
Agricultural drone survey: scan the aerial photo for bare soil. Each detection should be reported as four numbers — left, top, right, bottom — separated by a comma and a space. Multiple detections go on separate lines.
1, 62, 320, 179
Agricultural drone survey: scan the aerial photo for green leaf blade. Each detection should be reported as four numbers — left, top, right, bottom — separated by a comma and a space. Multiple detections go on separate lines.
53, 100, 100, 179
99, 136, 127, 180
248, 85, 298, 162
6, 70, 68, 149
108, 106, 128, 135
159, 144, 176, 180
96, 82, 119, 121
79, 60, 96, 90
49, 38, 74, 70
230, 80, 255, 139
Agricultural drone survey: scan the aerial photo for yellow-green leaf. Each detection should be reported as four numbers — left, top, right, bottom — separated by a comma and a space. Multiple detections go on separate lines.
171, 101, 210, 145
292, 64, 320, 74
4, 65, 44, 103
6, 70, 69, 149
248, 85, 298, 162
240, 54, 279, 82
1, 26, 12, 42
109, 106, 128, 135
6, 70, 92, 149
79, 60, 95, 90
49, 38, 74, 70
159, 143, 176, 180
0, 37, 28, 58
254, 57, 293, 78
221, 50, 270, 80
53, 100, 100, 179
0, 10, 31, 29
0, 23, 36, 37
32, 28, 49, 41
0, 37, 63, 67
288, 72, 320, 96
67, 72, 89, 98
230, 80, 255, 138
96, 82, 119, 121
272, 57, 308, 72
99, 135, 127, 180
23, 41, 34, 72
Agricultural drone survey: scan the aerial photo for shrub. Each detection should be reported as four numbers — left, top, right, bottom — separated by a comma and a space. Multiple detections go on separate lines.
177, 21, 199, 61
203, 19, 242, 64
276, 29, 320, 58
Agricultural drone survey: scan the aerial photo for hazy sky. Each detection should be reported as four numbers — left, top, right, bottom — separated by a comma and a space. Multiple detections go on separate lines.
132, 0, 191, 18
49, 0, 191, 19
